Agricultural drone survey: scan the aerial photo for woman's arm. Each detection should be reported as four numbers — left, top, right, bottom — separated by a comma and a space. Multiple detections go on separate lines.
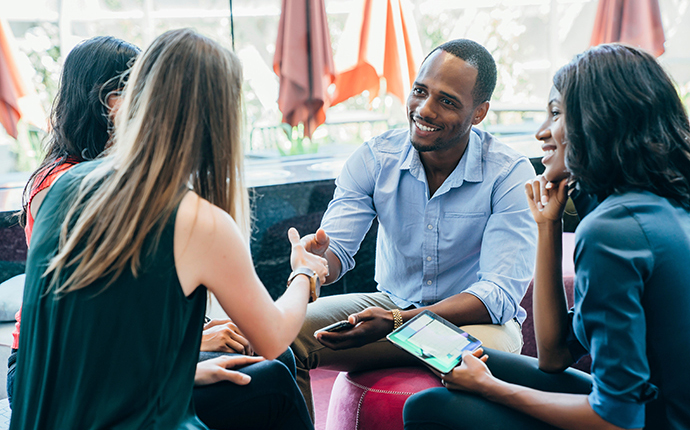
524, 177, 574, 371
174, 192, 329, 360
443, 351, 638, 430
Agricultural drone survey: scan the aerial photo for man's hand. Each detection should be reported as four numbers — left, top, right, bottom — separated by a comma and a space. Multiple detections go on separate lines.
201, 319, 253, 355
288, 228, 329, 289
294, 227, 343, 285
299, 228, 330, 258
315, 307, 394, 350
194, 355, 264, 386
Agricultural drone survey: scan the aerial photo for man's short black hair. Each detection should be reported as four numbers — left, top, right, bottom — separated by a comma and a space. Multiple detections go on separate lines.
427, 39, 497, 106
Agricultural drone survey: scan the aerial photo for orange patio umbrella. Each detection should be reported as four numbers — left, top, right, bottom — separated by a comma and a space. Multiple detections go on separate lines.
331, 0, 423, 107
0, 20, 24, 139
273, 0, 336, 139
0, 19, 46, 139
590, 0, 665, 57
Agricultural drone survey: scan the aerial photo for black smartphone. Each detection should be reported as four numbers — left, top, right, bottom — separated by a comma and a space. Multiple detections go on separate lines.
314, 320, 355, 336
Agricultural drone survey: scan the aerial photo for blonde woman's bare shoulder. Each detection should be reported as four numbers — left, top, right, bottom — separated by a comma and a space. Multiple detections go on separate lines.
175, 191, 247, 295
176, 191, 241, 240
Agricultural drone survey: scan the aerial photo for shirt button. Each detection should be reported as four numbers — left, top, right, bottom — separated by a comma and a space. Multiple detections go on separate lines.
426, 256, 432, 261
427, 224, 433, 230
426, 280, 432, 285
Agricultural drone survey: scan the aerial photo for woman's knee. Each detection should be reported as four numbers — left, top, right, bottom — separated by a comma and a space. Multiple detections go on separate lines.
275, 347, 297, 377
404, 387, 559, 430
404, 388, 461, 429
245, 357, 293, 384
404, 389, 435, 421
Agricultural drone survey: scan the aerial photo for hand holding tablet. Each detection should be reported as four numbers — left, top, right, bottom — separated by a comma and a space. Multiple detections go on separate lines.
386, 310, 482, 374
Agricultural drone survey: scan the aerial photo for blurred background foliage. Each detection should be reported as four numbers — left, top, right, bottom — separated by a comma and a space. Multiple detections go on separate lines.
3, 0, 690, 174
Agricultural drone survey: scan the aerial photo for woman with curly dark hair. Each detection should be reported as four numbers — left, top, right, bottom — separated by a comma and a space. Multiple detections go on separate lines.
20, 36, 140, 239
403, 44, 690, 430
7, 36, 140, 409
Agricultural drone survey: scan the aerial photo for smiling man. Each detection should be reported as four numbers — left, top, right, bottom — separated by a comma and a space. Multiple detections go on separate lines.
291, 39, 537, 417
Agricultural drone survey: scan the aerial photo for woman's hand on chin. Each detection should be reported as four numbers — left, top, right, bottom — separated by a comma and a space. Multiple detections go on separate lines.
525, 176, 569, 224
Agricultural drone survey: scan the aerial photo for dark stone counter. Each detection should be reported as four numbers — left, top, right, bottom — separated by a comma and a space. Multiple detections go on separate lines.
0, 176, 379, 299
249, 179, 378, 300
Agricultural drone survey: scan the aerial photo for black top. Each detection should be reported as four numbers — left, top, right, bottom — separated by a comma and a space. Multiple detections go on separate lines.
10, 161, 208, 429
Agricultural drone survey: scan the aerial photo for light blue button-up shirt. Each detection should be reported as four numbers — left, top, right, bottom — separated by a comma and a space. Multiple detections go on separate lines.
321, 127, 537, 324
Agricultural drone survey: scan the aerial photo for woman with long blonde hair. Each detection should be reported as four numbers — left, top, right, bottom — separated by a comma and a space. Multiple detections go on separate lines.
10, 28, 327, 430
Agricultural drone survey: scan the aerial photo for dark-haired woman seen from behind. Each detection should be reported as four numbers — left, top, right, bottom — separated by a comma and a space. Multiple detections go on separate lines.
7, 35, 140, 409
9, 28, 327, 429
403, 44, 690, 430
21, 36, 140, 240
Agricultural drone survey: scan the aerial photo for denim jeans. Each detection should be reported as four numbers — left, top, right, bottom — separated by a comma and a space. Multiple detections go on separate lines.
6, 348, 17, 409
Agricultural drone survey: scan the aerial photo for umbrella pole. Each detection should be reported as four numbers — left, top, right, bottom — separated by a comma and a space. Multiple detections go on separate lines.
229, 0, 235, 51
306, 0, 313, 138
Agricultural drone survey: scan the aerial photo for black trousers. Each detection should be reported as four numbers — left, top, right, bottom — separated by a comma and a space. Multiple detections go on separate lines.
8, 347, 311, 429
403, 348, 592, 430
194, 349, 313, 430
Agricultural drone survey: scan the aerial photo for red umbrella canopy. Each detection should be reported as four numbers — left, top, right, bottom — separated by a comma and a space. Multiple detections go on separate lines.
273, 0, 336, 139
590, 0, 665, 57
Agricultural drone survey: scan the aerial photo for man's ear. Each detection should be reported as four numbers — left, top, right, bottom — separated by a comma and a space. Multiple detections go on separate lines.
471, 101, 490, 125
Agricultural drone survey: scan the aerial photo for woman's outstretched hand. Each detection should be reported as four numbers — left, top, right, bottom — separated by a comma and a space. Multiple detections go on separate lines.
287, 227, 329, 290
525, 177, 569, 224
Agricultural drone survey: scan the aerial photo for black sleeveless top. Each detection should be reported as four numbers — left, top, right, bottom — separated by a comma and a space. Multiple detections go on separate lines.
10, 161, 208, 429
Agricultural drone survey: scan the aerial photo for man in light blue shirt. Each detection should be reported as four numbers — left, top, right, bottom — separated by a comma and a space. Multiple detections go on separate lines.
290, 39, 537, 417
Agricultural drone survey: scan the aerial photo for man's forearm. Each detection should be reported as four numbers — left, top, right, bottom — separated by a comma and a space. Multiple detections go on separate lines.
323, 249, 342, 285
399, 293, 492, 326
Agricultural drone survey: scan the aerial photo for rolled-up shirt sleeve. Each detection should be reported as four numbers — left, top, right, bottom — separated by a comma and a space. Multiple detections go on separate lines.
573, 203, 658, 429
321, 143, 378, 281
464, 157, 537, 324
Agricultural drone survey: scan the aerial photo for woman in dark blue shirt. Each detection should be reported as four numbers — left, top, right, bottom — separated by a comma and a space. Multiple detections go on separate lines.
403, 44, 690, 430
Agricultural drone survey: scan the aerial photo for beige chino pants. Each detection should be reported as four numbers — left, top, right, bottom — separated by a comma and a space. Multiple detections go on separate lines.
291, 292, 523, 420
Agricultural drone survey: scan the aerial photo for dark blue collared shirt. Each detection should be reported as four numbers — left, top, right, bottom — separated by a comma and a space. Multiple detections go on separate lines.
572, 190, 690, 429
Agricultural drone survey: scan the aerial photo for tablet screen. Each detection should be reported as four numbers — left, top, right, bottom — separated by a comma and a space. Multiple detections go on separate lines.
387, 310, 482, 374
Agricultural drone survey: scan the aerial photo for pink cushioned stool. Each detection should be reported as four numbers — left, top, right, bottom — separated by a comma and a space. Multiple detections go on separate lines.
324, 367, 442, 430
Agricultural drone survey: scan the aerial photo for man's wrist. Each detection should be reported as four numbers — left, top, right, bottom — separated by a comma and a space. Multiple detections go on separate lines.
391, 309, 403, 330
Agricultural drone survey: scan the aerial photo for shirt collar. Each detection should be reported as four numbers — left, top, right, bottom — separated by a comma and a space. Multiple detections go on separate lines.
400, 128, 484, 189
458, 129, 484, 184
